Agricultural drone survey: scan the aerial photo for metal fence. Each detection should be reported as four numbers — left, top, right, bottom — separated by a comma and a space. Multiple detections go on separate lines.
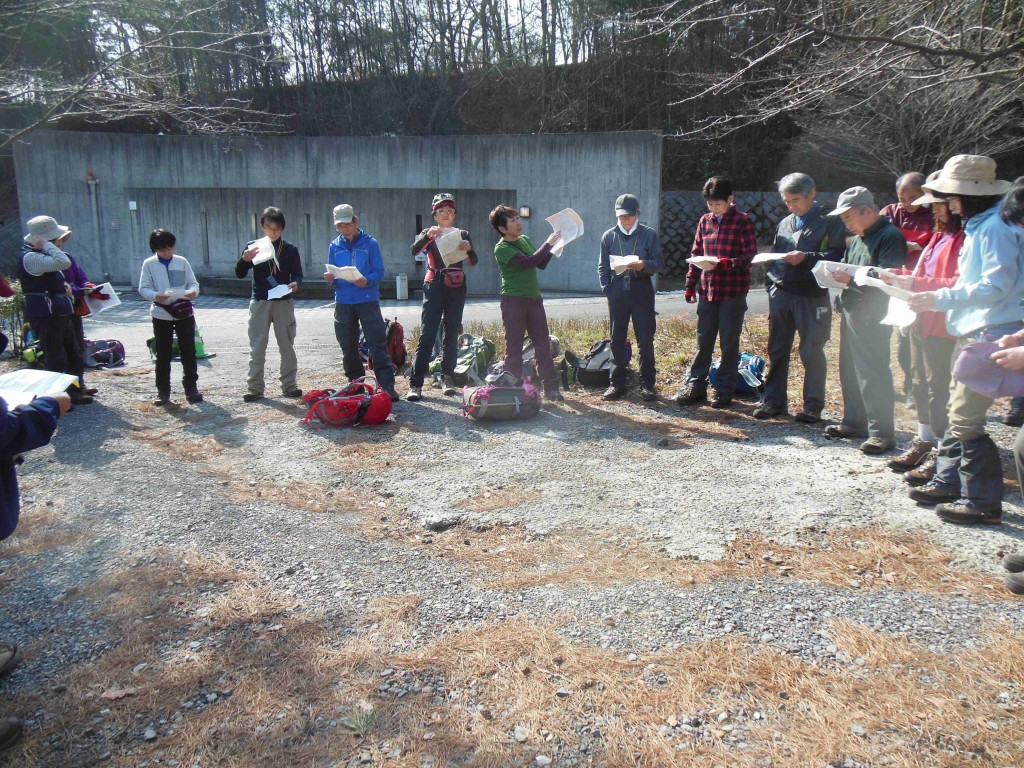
659, 190, 841, 279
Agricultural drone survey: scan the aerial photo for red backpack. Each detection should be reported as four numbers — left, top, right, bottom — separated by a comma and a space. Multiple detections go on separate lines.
300, 378, 392, 428
362, 318, 408, 370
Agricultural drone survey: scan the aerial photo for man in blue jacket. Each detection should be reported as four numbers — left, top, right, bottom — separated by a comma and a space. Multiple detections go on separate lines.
323, 204, 398, 400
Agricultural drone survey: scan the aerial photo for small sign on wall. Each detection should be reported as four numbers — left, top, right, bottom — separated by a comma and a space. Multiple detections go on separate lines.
108, 220, 120, 230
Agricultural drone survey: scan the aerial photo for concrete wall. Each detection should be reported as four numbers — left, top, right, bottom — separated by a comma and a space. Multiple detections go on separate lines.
13, 130, 662, 295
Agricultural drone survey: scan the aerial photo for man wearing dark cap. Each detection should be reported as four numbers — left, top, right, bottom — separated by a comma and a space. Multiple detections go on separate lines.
598, 194, 662, 400
825, 186, 906, 455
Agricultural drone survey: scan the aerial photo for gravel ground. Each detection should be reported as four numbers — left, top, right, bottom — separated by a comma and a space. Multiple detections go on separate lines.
1, 293, 1022, 766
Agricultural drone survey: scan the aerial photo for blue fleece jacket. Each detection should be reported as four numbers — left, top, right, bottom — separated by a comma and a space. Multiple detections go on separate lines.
1, 395, 60, 540
328, 230, 385, 305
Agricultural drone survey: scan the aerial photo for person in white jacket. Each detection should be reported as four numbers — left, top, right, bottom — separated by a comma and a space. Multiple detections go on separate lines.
138, 229, 202, 405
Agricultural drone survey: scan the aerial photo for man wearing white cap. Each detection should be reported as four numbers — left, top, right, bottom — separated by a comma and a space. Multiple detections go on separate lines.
824, 187, 906, 455
323, 204, 398, 400
18, 215, 92, 405
906, 155, 1022, 525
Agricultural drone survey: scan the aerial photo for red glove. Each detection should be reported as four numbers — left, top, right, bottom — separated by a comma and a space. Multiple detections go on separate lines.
685, 291, 697, 304
718, 257, 733, 270
89, 288, 111, 301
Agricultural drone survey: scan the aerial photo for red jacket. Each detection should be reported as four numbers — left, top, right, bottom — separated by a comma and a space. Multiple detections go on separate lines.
909, 230, 963, 338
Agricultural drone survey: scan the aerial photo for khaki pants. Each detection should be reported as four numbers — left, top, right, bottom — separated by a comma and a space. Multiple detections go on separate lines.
247, 299, 298, 395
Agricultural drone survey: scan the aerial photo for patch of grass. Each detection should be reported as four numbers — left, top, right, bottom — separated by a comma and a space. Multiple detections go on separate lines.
0, 500, 85, 555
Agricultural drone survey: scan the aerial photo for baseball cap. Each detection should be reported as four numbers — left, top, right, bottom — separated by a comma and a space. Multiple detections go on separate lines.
614, 194, 639, 216
333, 204, 355, 224
432, 193, 456, 212
828, 186, 874, 216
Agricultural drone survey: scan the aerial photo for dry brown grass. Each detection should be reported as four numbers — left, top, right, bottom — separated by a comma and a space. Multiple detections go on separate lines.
457, 487, 541, 513
0, 500, 85, 555
223, 476, 367, 514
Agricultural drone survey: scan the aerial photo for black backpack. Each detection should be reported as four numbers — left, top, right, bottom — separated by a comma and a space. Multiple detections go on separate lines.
573, 338, 631, 387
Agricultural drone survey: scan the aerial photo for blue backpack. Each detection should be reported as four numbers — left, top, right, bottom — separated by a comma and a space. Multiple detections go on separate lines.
709, 352, 766, 394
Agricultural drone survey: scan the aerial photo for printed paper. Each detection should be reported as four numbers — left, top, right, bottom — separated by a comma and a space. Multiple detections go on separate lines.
266, 284, 292, 300
325, 264, 364, 283
687, 256, 720, 270
751, 252, 789, 264
0, 369, 80, 407
250, 236, 277, 265
83, 283, 121, 315
436, 229, 467, 266
545, 209, 584, 256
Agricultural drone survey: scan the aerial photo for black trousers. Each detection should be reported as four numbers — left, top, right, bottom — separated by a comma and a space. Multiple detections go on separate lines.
607, 278, 656, 389
29, 315, 82, 388
687, 294, 747, 395
152, 316, 198, 395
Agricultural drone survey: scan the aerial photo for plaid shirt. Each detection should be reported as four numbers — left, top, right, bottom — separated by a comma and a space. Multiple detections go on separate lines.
684, 206, 758, 301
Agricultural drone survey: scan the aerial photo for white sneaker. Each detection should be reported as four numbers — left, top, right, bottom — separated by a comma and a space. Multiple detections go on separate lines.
405, 387, 422, 402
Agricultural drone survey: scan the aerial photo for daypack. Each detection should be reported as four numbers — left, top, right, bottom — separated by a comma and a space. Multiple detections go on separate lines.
486, 335, 560, 382
84, 339, 126, 368
452, 334, 497, 385
709, 352, 766, 395
574, 339, 632, 388
146, 325, 215, 360
22, 342, 44, 366
300, 377, 392, 428
364, 318, 408, 370
462, 377, 542, 421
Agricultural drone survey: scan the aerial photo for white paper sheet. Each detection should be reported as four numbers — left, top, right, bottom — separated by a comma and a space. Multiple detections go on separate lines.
610, 255, 640, 275
0, 370, 80, 406
687, 256, 720, 270
881, 297, 917, 328
325, 264, 365, 283
250, 236, 277, 265
545, 209, 584, 256
266, 283, 292, 300
161, 288, 189, 301
751, 252, 789, 264
436, 229, 466, 266
854, 269, 913, 301
811, 261, 859, 290
82, 283, 121, 315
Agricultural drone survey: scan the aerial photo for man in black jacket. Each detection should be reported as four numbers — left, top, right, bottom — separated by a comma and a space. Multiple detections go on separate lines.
236, 207, 304, 402
754, 173, 847, 423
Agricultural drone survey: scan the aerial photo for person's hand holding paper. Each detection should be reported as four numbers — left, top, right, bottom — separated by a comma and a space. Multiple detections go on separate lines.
544, 209, 583, 256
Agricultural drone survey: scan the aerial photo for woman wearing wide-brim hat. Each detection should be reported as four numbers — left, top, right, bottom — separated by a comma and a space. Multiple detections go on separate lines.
906, 155, 1021, 526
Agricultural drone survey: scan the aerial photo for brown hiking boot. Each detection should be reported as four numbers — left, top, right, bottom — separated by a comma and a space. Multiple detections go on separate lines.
903, 452, 937, 486
887, 439, 934, 472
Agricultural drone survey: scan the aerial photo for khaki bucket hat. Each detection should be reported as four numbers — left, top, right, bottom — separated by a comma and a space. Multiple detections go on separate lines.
914, 170, 945, 206
927, 155, 1011, 197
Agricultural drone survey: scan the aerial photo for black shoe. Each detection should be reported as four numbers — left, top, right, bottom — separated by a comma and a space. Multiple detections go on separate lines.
84, 387, 99, 396
673, 386, 706, 406
1004, 572, 1024, 595
752, 404, 785, 419
935, 499, 1002, 525
243, 392, 263, 403
153, 392, 171, 406
385, 387, 400, 402
544, 386, 565, 402
710, 393, 733, 409
1005, 404, 1024, 427
70, 394, 94, 405
903, 452, 937, 486
602, 386, 626, 401
282, 387, 303, 398
824, 423, 866, 439
908, 481, 959, 506
639, 386, 657, 402
1001, 554, 1024, 573
185, 389, 204, 404
794, 411, 821, 424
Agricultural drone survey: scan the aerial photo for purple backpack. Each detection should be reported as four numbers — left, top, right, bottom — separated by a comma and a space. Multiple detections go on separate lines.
462, 376, 541, 420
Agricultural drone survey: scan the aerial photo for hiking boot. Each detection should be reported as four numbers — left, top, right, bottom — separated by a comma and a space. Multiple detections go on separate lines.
441, 375, 458, 397
935, 499, 1002, 525
639, 386, 657, 402
887, 439, 934, 471
824, 423, 866, 439
384, 387, 400, 402
243, 392, 263, 403
903, 452, 937, 486
908, 481, 959, 506
710, 393, 733, 408
752, 404, 786, 419
1002, 553, 1024, 573
153, 392, 171, 406
282, 386, 303, 398
70, 393, 94, 405
673, 385, 706, 406
185, 389, 204, 404
794, 410, 821, 424
1004, 572, 1024, 595
84, 387, 98, 396
544, 382, 564, 402
602, 386, 626, 401
860, 437, 895, 455
0, 718, 23, 755
405, 387, 422, 402
0, 642, 22, 678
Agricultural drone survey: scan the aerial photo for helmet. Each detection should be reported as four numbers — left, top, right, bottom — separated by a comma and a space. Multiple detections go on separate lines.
431, 193, 456, 213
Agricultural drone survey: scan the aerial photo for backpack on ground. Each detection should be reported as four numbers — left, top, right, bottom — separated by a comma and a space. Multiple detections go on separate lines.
300, 377, 392, 428
453, 334, 497, 385
709, 352, 766, 395
84, 339, 126, 368
22, 341, 44, 366
486, 335, 560, 383
574, 338, 631, 388
364, 317, 408, 371
462, 375, 542, 421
